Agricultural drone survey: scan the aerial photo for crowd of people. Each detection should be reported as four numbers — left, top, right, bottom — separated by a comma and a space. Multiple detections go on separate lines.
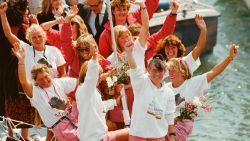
0, 0, 238, 141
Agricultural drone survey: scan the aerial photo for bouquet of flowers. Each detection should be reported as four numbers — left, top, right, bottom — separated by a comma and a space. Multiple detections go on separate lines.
177, 95, 211, 121
106, 61, 130, 91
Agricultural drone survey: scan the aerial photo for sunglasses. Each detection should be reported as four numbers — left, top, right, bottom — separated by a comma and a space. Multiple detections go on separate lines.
77, 47, 90, 52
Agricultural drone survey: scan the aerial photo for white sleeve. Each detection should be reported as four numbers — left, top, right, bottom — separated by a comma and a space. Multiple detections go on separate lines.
129, 68, 145, 92
132, 40, 146, 73
59, 77, 77, 94
84, 59, 99, 87
103, 99, 117, 112
165, 87, 176, 125
183, 51, 201, 73
187, 74, 211, 99
20, 40, 31, 50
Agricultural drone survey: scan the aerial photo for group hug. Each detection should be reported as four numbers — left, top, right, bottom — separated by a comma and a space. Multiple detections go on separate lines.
0, 0, 238, 141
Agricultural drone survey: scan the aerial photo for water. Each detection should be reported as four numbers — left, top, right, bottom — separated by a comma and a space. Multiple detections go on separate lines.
188, 0, 250, 141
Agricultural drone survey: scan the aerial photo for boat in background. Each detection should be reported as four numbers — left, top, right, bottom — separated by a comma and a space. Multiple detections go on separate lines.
132, 0, 220, 54
243, 0, 250, 9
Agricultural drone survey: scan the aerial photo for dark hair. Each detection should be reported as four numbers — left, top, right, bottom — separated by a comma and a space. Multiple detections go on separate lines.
148, 54, 166, 72
6, 0, 28, 26
156, 35, 186, 61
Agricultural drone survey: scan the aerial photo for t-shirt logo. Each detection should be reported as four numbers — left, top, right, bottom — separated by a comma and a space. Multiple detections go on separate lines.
49, 97, 66, 110
175, 93, 185, 106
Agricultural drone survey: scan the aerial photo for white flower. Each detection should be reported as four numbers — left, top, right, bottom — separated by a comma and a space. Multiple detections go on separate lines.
193, 97, 202, 107
112, 76, 118, 82
106, 77, 114, 88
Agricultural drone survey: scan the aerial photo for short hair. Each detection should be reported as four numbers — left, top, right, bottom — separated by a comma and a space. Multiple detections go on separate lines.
128, 22, 141, 36
148, 54, 167, 72
166, 58, 192, 79
31, 64, 51, 81
25, 24, 47, 44
111, 0, 131, 12
76, 33, 98, 55
114, 25, 132, 52
156, 35, 186, 61
71, 15, 88, 38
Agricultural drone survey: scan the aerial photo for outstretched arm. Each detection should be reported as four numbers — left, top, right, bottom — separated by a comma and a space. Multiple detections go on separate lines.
192, 14, 207, 60
41, 16, 65, 31
131, 0, 149, 47
0, 2, 20, 45
207, 44, 238, 83
11, 42, 33, 98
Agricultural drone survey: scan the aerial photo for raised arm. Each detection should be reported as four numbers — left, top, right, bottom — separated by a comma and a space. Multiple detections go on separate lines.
131, 0, 159, 23
125, 40, 136, 69
41, 16, 65, 31
11, 42, 33, 97
0, 2, 20, 45
132, 0, 149, 47
191, 14, 207, 60
207, 44, 238, 83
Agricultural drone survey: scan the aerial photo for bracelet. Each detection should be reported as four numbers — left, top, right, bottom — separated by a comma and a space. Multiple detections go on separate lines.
169, 132, 176, 136
171, 13, 177, 16
227, 55, 233, 61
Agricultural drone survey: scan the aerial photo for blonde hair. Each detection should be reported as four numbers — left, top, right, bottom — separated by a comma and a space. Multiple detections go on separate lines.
156, 35, 186, 61
114, 25, 132, 52
26, 24, 47, 44
31, 64, 51, 81
71, 15, 88, 38
78, 61, 89, 85
166, 58, 192, 79
41, 0, 64, 14
111, 0, 130, 12
76, 33, 98, 55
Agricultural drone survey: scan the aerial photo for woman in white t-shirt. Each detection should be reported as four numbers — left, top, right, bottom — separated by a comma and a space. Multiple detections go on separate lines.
75, 41, 129, 141
124, 38, 176, 141
105, 0, 149, 130
165, 44, 238, 141
156, 14, 207, 74
11, 43, 79, 141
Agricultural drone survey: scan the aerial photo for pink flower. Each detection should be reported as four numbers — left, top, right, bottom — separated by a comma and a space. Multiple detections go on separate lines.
199, 93, 207, 101
201, 105, 212, 112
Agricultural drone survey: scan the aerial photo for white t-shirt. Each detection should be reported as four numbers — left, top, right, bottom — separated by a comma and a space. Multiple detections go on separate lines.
76, 60, 116, 141
107, 39, 146, 72
28, 77, 77, 127
183, 51, 201, 74
129, 68, 176, 138
166, 73, 211, 116
20, 41, 66, 80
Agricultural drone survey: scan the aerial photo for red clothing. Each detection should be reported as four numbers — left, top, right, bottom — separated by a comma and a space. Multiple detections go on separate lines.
98, 0, 160, 58
145, 13, 177, 62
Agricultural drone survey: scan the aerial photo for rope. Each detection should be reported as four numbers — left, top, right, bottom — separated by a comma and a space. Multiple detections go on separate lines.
0, 116, 49, 141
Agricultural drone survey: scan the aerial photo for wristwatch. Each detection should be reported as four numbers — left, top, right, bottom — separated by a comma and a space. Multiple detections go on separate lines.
169, 132, 176, 136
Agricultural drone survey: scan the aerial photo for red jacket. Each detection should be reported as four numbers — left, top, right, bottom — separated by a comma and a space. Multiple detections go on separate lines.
98, 0, 160, 58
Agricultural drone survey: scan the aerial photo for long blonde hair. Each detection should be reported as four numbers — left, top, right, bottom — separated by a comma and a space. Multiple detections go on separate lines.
71, 15, 88, 39
166, 58, 192, 79
114, 25, 132, 52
